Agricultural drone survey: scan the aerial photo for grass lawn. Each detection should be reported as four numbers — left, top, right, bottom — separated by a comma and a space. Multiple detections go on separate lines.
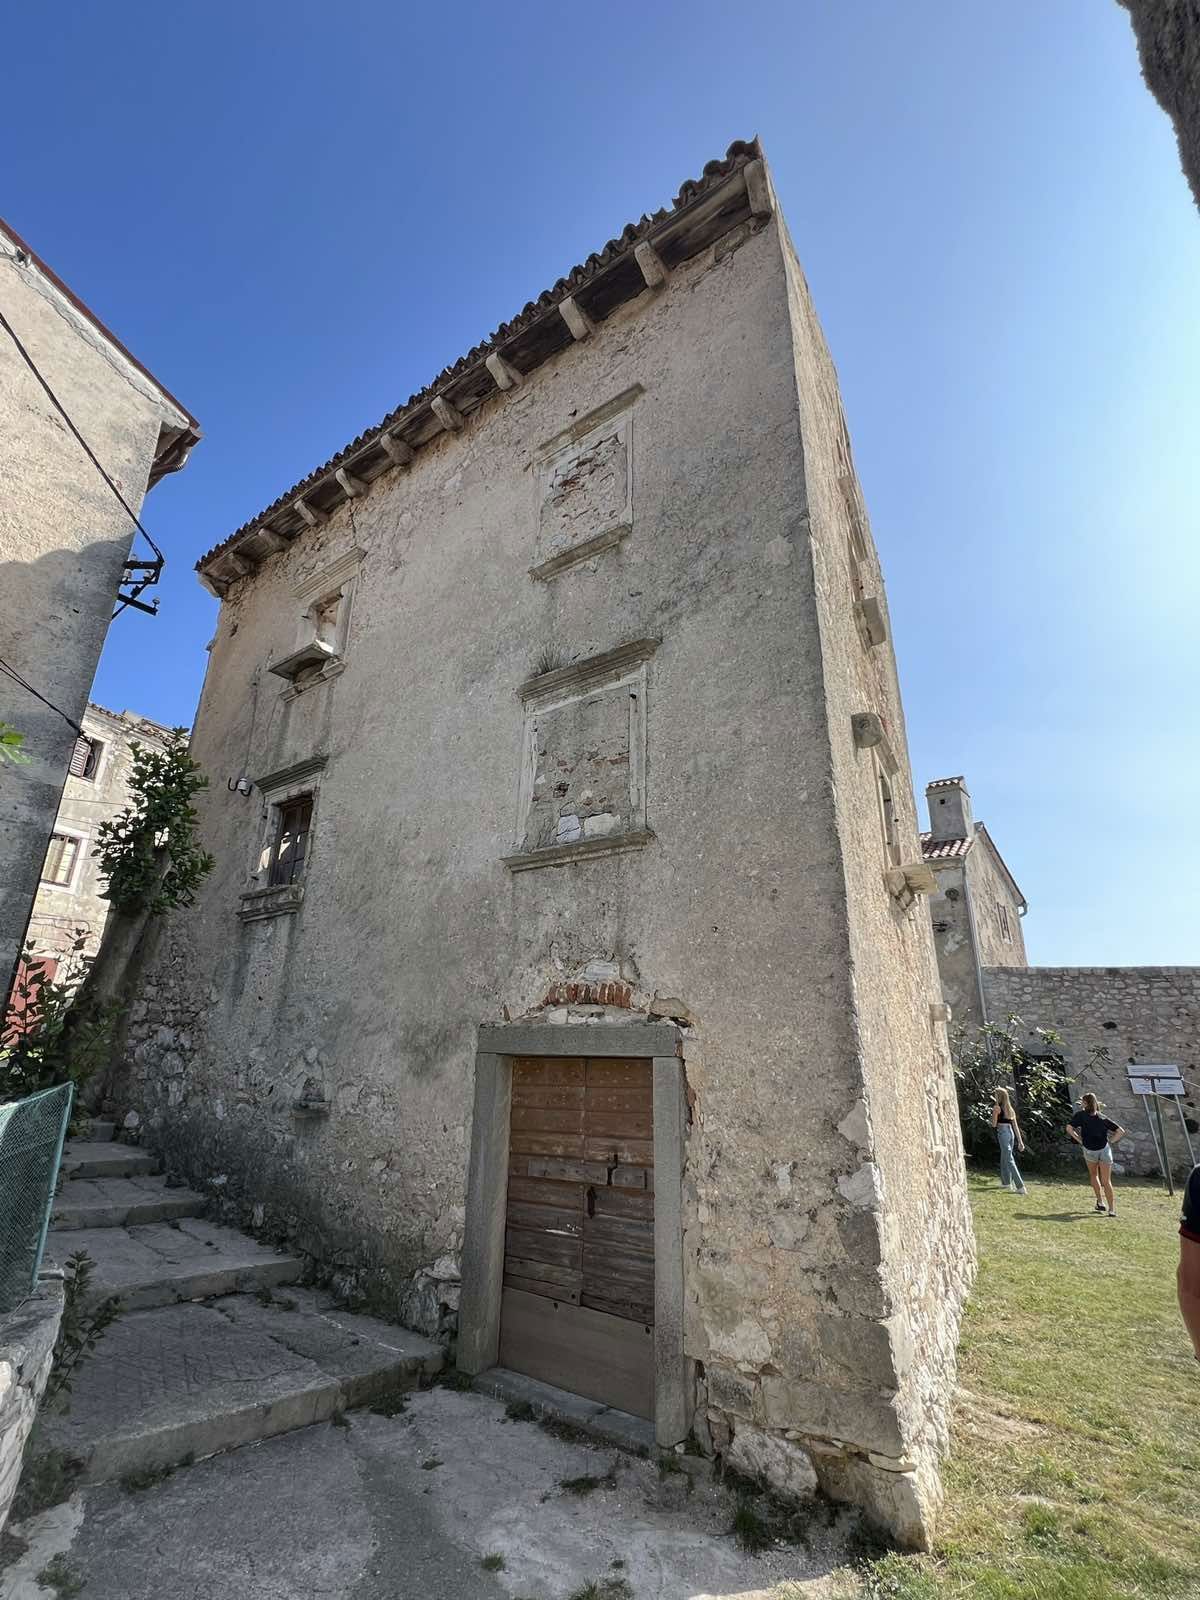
862, 1170, 1200, 1600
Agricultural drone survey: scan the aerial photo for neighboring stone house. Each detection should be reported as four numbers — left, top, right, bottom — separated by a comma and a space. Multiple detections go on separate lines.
922, 775, 1199, 1175
921, 777, 1027, 1030
116, 140, 973, 1545
0, 219, 198, 993
24, 703, 172, 969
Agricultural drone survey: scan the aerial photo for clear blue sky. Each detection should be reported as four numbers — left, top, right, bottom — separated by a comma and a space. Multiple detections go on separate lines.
5, 3, 1197, 965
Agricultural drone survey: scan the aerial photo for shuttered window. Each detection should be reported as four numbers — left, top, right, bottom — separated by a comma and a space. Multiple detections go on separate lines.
41, 833, 81, 887
268, 796, 313, 886
69, 737, 101, 780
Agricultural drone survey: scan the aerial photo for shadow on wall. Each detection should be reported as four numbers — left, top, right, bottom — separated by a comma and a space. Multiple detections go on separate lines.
0, 536, 135, 988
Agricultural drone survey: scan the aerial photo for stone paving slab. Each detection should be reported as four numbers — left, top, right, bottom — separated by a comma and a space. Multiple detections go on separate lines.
51, 1174, 206, 1231
59, 1142, 158, 1181
6, 1388, 852, 1600
53, 1217, 303, 1310
472, 1365, 657, 1453
37, 1291, 442, 1483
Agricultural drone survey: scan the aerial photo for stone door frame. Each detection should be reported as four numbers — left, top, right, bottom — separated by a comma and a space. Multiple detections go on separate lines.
458, 1021, 689, 1446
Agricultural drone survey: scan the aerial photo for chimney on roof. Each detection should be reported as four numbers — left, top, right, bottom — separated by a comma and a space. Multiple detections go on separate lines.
926, 776, 974, 843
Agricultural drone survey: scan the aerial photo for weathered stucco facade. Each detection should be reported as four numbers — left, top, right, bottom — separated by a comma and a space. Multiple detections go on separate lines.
115, 143, 972, 1544
983, 965, 1200, 1177
25, 703, 171, 966
0, 220, 197, 993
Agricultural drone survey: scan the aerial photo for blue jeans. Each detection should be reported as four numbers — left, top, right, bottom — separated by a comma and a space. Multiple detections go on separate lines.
997, 1125, 1025, 1192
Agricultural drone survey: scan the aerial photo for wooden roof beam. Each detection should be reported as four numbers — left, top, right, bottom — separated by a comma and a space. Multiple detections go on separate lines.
379, 432, 414, 467
293, 498, 327, 529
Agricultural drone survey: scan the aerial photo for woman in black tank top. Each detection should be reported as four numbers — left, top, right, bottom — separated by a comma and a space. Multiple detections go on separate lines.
991, 1087, 1027, 1195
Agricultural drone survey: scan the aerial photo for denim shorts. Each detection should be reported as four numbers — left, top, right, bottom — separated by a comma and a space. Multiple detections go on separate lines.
1083, 1144, 1112, 1166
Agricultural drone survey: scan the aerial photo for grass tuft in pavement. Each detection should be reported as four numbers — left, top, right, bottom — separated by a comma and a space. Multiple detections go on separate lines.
566, 1580, 633, 1600
33, 1555, 84, 1597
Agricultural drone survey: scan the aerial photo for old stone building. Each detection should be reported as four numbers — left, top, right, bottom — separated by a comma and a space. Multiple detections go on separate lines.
922, 775, 1198, 1174
116, 141, 973, 1545
0, 218, 198, 992
921, 776, 1027, 1029
24, 703, 172, 968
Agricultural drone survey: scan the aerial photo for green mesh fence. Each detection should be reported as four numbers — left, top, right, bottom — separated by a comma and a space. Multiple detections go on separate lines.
0, 1082, 73, 1313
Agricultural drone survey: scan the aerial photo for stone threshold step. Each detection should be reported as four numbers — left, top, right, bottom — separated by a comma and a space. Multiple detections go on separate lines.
471, 1367, 657, 1455
52, 1174, 206, 1231
38, 1289, 443, 1483
60, 1141, 159, 1181
51, 1217, 303, 1310
84, 1119, 116, 1142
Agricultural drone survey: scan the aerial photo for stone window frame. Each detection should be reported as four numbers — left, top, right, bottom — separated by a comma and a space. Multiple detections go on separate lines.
269, 548, 363, 698
530, 387, 642, 582
238, 754, 328, 922
458, 1021, 689, 1448
39, 825, 89, 893
997, 902, 1012, 945
503, 638, 658, 872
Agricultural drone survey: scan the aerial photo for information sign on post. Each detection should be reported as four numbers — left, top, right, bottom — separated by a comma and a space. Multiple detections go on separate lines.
1125, 1065, 1194, 1194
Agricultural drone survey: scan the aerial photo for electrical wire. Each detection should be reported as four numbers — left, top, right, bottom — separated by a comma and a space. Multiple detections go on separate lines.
0, 306, 163, 563
0, 655, 86, 738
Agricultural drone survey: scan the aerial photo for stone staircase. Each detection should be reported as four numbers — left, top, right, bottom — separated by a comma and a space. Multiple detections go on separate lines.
34, 1124, 442, 1484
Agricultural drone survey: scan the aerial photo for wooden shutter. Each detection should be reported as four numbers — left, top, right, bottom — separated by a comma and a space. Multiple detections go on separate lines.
69, 737, 91, 777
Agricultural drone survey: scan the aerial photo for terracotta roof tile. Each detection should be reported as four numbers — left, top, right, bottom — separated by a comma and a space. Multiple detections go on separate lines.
920, 832, 972, 861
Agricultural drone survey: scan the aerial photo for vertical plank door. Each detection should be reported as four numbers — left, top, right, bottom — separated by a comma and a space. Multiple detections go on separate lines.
499, 1056, 654, 1418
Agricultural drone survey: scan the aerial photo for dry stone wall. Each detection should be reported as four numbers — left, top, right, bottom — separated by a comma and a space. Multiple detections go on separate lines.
982, 965, 1200, 1176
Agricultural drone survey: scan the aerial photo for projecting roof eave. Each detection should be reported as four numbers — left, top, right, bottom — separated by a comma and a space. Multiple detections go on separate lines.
0, 216, 201, 488
194, 137, 770, 597
975, 822, 1028, 914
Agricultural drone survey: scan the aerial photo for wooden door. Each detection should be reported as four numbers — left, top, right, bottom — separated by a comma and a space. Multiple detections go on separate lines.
499, 1056, 654, 1419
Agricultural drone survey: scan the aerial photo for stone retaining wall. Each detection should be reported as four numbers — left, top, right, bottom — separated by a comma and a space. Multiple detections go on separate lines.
0, 1276, 64, 1535
982, 966, 1200, 1176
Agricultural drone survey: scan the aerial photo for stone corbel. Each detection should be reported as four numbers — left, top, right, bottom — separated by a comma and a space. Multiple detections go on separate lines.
485, 353, 522, 391
633, 241, 668, 289
744, 158, 773, 218
432, 396, 465, 432
851, 712, 898, 774
557, 296, 595, 341
293, 498, 327, 529
884, 862, 938, 907
855, 597, 888, 648
379, 433, 414, 468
